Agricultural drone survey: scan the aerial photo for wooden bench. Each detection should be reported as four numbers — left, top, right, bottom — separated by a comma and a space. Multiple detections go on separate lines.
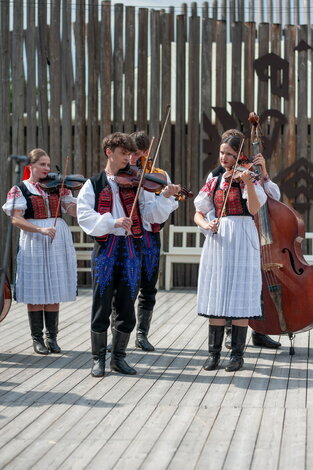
69, 225, 313, 284
163, 225, 204, 291
69, 226, 94, 272
163, 226, 313, 291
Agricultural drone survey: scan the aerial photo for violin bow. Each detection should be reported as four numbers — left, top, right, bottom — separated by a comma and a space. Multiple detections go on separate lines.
128, 137, 155, 223
149, 104, 171, 173
53, 156, 70, 229
215, 137, 245, 231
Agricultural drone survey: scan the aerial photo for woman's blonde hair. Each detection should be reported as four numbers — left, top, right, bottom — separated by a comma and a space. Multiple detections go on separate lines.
28, 148, 49, 164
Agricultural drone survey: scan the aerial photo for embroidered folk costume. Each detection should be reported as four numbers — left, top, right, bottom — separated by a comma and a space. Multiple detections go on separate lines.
194, 133, 267, 372
129, 131, 178, 352
2, 149, 77, 355
77, 133, 179, 377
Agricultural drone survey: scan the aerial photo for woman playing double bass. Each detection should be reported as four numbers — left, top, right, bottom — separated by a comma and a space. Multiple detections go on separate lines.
194, 132, 267, 372
2, 148, 78, 355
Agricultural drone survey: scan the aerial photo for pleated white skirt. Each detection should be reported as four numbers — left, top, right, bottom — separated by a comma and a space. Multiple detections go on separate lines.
15, 217, 77, 304
197, 216, 262, 318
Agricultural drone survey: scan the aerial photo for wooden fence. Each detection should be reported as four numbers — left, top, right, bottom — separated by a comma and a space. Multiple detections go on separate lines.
1, 0, 313, 287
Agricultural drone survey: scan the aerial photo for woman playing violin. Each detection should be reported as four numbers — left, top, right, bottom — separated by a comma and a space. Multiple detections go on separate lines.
2, 148, 77, 355
194, 132, 267, 372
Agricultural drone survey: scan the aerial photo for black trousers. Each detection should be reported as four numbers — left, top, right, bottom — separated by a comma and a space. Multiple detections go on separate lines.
91, 236, 143, 334
137, 230, 161, 312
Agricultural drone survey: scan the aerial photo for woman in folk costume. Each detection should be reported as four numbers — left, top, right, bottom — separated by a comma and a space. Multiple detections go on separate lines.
2, 148, 77, 355
194, 132, 267, 372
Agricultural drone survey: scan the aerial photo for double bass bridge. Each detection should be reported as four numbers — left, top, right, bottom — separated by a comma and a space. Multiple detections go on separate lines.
262, 262, 283, 272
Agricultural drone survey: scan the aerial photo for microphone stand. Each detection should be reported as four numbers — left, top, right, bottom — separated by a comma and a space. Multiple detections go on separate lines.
0, 160, 26, 312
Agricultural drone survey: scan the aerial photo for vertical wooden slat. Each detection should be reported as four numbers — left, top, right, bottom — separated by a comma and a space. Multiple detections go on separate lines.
50, 0, 61, 168
137, 8, 148, 131
202, 2, 209, 18
284, 25, 296, 168
187, 13, 200, 225
297, 25, 308, 160
215, 19, 227, 131
0, 0, 11, 263
74, 0, 86, 176
249, 0, 255, 22
160, 13, 172, 174
12, 0, 25, 156
61, 0, 73, 171
267, 0, 273, 24
231, 21, 242, 104
87, 0, 99, 176
212, 0, 218, 19
175, 14, 186, 226
201, 17, 213, 180
100, 0, 112, 140
26, 1, 37, 152
37, 0, 49, 150
257, 23, 269, 113
286, 0, 291, 25
238, 0, 244, 22
124, 6, 135, 133
244, 22, 256, 115
270, 23, 282, 174
113, 3, 123, 132
149, 10, 160, 143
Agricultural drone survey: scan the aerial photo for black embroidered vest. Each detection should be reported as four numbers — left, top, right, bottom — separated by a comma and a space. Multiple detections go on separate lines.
90, 171, 144, 243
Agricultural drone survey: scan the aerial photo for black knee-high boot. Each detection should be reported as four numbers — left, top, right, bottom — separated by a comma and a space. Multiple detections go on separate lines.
203, 325, 225, 371
44, 311, 61, 353
135, 308, 154, 351
28, 311, 49, 355
110, 328, 136, 375
91, 330, 107, 377
225, 325, 248, 372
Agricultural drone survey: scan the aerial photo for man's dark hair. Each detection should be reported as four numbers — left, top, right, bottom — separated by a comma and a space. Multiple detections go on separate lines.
102, 132, 136, 156
130, 131, 150, 152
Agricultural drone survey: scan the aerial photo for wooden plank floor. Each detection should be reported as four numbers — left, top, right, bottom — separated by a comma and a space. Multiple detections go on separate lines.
0, 289, 312, 470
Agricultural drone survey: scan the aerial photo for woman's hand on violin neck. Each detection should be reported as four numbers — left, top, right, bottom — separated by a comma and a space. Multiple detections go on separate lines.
40, 226, 56, 240
240, 169, 255, 185
115, 217, 132, 232
161, 184, 181, 198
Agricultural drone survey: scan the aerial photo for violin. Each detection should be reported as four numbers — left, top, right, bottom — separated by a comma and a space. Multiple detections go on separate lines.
37, 172, 86, 193
116, 165, 193, 201
224, 155, 260, 183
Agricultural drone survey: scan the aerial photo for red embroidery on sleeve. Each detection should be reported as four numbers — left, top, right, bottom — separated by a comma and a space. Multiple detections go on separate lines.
7, 187, 22, 200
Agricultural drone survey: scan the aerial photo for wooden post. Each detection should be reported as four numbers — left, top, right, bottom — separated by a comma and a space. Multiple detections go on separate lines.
37, 0, 49, 151
137, 8, 148, 132
149, 10, 160, 143
26, 1, 37, 152
100, 0, 112, 140
87, 0, 99, 176
74, 0, 86, 176
124, 6, 135, 133
61, 0, 73, 172
113, 3, 123, 132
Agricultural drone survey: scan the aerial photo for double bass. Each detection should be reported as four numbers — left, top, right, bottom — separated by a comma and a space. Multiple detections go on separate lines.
0, 273, 12, 323
248, 113, 313, 353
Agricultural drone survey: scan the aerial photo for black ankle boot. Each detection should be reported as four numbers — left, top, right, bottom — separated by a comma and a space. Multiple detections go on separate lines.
91, 330, 107, 377
28, 311, 49, 355
225, 325, 248, 372
44, 311, 61, 353
135, 309, 155, 352
110, 328, 136, 375
203, 325, 225, 371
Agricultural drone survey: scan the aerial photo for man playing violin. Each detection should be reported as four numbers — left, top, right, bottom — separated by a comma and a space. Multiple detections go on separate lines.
218, 129, 282, 351
128, 131, 179, 352
77, 132, 180, 378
